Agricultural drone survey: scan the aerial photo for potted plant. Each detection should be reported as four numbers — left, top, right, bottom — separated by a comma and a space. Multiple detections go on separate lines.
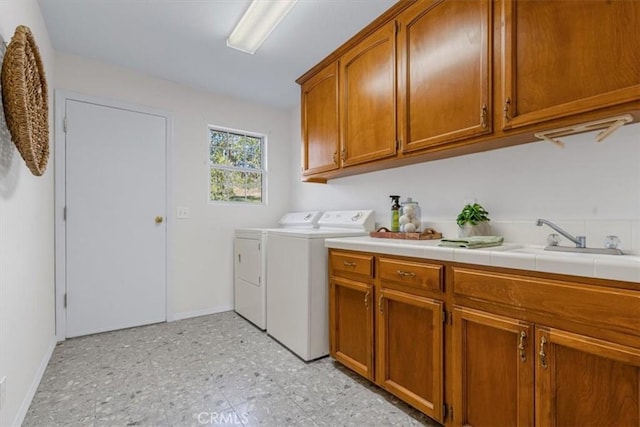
456, 203, 491, 237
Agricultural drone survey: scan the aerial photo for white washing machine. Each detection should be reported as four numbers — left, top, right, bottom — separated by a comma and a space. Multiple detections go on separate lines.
234, 211, 322, 330
266, 210, 375, 361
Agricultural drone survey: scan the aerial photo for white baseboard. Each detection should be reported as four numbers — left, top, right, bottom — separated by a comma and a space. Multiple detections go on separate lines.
13, 336, 57, 427
168, 305, 234, 322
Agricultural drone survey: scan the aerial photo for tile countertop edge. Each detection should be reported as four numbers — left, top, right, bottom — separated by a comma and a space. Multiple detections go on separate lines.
325, 236, 640, 283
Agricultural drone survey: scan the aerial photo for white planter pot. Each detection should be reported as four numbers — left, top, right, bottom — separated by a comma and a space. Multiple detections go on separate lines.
458, 221, 491, 238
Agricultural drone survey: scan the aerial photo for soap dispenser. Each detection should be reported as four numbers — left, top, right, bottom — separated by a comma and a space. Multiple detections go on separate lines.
389, 195, 401, 232
400, 197, 421, 233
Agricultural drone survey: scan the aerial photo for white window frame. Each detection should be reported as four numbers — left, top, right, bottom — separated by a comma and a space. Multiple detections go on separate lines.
207, 125, 267, 205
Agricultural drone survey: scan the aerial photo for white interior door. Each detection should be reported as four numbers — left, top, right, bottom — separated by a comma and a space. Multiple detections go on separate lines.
65, 99, 167, 337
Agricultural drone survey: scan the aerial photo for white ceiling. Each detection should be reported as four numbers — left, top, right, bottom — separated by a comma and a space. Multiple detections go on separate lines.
38, 0, 397, 109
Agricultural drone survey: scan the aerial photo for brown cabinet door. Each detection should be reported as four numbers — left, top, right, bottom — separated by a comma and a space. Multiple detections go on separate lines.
301, 61, 340, 175
376, 288, 443, 421
535, 327, 640, 427
452, 307, 534, 427
340, 21, 397, 166
501, 0, 640, 130
397, 0, 492, 153
329, 278, 375, 380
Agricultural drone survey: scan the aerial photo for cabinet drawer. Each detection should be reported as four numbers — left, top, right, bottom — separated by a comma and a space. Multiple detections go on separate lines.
453, 268, 640, 337
330, 251, 374, 278
378, 258, 443, 293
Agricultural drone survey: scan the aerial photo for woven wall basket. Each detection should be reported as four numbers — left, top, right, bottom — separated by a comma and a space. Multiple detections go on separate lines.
1, 25, 49, 176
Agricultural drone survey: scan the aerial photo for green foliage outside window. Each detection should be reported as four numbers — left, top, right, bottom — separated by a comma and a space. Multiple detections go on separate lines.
209, 128, 264, 203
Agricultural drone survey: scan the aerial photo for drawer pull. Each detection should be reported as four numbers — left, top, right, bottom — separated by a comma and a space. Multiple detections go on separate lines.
343, 261, 357, 267
364, 291, 370, 309
396, 270, 416, 278
539, 336, 548, 369
518, 331, 527, 362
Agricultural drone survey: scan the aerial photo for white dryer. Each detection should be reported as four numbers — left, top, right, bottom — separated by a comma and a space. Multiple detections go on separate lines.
266, 210, 375, 361
234, 211, 322, 330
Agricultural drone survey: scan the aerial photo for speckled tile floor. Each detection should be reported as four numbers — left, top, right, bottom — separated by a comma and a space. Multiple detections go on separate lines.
23, 311, 441, 427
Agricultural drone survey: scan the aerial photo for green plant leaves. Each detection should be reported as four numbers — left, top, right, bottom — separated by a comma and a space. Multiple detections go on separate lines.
456, 203, 490, 226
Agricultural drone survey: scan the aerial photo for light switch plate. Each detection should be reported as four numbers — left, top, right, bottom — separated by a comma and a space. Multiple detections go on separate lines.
176, 207, 190, 219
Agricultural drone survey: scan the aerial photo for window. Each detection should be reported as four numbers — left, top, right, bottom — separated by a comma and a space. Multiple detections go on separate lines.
209, 127, 265, 203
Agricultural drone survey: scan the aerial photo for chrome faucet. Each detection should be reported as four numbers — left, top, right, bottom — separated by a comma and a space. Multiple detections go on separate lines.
536, 219, 586, 248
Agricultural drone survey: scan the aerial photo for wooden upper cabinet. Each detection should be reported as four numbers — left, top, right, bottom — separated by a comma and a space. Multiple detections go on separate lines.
535, 327, 640, 427
298, 0, 640, 181
397, 0, 492, 153
301, 61, 340, 176
340, 21, 397, 167
501, 0, 640, 130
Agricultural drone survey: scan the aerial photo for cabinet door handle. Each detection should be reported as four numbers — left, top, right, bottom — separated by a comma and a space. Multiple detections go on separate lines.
341, 148, 346, 161
396, 270, 416, 278
379, 295, 384, 313
332, 151, 337, 164
238, 254, 241, 263
539, 336, 548, 369
481, 103, 488, 128
343, 261, 357, 267
503, 97, 511, 121
364, 291, 370, 309
518, 331, 527, 362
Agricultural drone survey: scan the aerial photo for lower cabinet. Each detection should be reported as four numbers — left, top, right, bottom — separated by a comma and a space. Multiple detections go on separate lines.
329, 250, 446, 423
329, 250, 640, 426
329, 277, 374, 380
535, 327, 640, 427
452, 307, 640, 427
451, 307, 534, 427
377, 288, 444, 421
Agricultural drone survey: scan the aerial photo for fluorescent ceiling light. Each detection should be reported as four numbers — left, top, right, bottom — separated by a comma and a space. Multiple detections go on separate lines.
227, 0, 298, 55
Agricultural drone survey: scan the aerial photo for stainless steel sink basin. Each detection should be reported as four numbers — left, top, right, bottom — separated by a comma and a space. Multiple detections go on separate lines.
506, 246, 624, 256
543, 245, 624, 255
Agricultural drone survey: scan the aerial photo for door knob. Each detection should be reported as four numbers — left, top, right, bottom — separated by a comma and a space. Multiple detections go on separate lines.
155, 216, 164, 224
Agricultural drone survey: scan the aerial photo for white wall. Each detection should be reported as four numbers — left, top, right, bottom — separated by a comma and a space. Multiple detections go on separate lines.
0, 1, 56, 426
54, 53, 292, 319
290, 107, 640, 252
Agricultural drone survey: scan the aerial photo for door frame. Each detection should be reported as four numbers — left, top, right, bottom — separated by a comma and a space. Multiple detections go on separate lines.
54, 90, 174, 340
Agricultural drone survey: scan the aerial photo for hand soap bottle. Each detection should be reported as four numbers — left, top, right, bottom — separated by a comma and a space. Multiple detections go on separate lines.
389, 195, 401, 232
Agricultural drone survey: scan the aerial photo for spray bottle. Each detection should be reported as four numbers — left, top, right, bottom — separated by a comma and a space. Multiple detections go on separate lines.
389, 195, 401, 232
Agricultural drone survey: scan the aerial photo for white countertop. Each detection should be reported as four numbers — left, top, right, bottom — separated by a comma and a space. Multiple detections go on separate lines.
325, 236, 640, 283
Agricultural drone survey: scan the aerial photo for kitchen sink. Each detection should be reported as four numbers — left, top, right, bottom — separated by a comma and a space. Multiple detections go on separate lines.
542, 245, 624, 255
506, 246, 625, 256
